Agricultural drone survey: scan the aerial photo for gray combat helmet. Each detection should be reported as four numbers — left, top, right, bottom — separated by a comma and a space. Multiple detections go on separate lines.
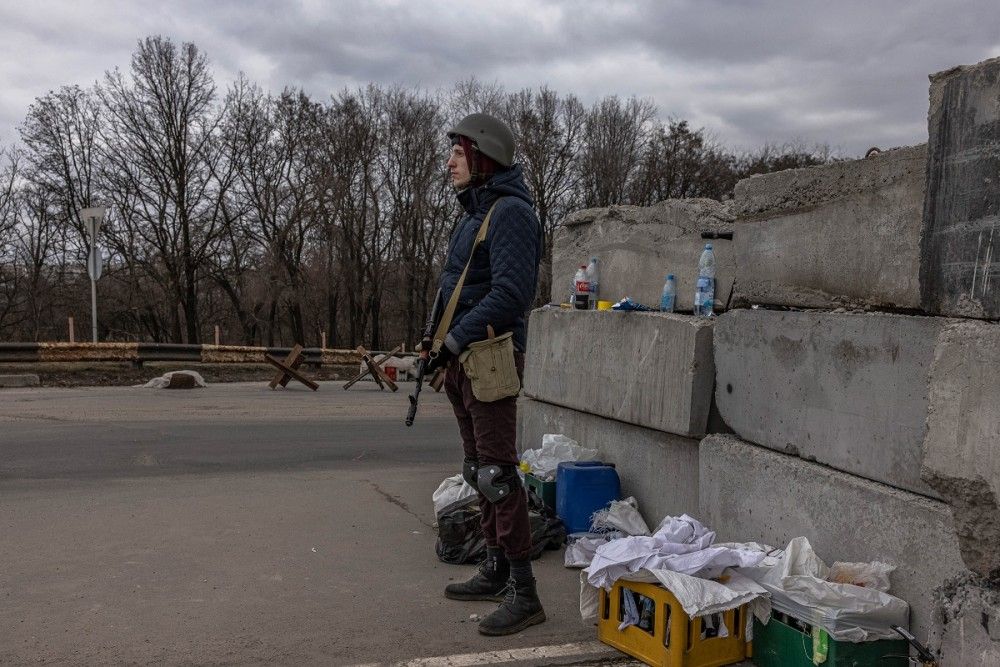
448, 113, 515, 167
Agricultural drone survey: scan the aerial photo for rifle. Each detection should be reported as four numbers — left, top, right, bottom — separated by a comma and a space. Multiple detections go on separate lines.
405, 289, 444, 426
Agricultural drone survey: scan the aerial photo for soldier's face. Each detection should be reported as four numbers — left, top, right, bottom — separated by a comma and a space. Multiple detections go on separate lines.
447, 144, 471, 189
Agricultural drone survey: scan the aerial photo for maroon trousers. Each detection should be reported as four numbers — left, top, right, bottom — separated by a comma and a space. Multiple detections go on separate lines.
444, 355, 532, 561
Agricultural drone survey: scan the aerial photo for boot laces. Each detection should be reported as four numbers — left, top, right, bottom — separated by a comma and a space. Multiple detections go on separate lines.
500, 578, 518, 607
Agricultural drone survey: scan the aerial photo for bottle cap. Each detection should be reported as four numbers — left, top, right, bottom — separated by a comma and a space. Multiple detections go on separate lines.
666, 274, 675, 280
705, 243, 713, 250
580, 264, 587, 269
591, 256, 598, 261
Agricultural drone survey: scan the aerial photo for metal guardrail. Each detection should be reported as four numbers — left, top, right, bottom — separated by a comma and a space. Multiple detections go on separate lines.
0, 342, 406, 366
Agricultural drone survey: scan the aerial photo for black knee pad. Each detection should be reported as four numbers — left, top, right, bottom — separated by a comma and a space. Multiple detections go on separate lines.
476, 463, 520, 504
462, 457, 480, 491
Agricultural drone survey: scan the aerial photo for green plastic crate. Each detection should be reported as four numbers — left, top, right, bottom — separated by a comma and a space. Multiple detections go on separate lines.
523, 473, 556, 511
752, 614, 910, 667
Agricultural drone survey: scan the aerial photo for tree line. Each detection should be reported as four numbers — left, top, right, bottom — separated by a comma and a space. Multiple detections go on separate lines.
0, 36, 833, 347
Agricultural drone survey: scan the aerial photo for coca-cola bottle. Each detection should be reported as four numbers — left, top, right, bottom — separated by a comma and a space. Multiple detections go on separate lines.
574, 265, 590, 310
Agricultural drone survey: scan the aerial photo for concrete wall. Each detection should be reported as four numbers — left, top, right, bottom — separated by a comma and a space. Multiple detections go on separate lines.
524, 309, 715, 437
699, 434, 967, 650
730, 144, 926, 310
518, 397, 700, 527
549, 198, 734, 311
714, 309, 947, 497
922, 320, 1000, 578
921, 57, 1000, 319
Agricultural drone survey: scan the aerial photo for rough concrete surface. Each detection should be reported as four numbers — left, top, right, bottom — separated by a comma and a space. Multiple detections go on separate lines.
922, 320, 1000, 578
549, 198, 734, 311
938, 575, 1000, 667
714, 309, 947, 497
730, 144, 926, 310
922, 56, 1000, 320
518, 397, 700, 527
524, 309, 715, 437
699, 434, 967, 651
0, 373, 40, 387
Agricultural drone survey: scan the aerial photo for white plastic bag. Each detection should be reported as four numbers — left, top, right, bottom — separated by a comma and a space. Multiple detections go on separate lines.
142, 370, 207, 388
590, 496, 651, 536
740, 537, 909, 642
432, 475, 477, 517
519, 433, 597, 481
828, 561, 895, 592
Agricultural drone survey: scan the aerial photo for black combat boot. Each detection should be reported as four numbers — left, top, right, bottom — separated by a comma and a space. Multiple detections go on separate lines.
477, 575, 546, 636
444, 548, 509, 602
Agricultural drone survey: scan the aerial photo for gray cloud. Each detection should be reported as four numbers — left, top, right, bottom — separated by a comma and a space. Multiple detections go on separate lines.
0, 0, 996, 155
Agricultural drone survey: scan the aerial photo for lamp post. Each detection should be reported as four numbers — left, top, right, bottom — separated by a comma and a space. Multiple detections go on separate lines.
79, 207, 106, 343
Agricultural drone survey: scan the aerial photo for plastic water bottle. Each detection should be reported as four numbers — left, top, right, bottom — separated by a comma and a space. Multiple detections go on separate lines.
585, 257, 600, 309
694, 244, 716, 316
660, 274, 676, 312
574, 265, 590, 310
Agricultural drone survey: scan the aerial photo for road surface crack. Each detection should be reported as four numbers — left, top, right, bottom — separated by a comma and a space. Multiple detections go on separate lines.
364, 480, 434, 529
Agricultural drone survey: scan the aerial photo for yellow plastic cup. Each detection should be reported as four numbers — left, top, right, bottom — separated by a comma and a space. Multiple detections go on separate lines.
597, 300, 613, 311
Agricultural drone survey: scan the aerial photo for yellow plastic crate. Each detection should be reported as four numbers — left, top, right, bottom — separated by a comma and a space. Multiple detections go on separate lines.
598, 579, 750, 667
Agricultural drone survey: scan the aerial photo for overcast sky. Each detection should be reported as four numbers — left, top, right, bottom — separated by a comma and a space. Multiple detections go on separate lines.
0, 1, 997, 156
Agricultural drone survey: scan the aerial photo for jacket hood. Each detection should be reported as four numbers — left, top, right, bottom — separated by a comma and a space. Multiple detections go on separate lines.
457, 164, 533, 214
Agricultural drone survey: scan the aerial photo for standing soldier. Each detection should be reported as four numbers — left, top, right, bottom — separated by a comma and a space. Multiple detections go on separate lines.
422, 113, 544, 636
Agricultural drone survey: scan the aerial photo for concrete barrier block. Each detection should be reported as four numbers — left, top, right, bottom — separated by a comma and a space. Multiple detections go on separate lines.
524, 309, 715, 437
0, 374, 40, 388
550, 198, 734, 311
714, 309, 947, 497
517, 397, 700, 527
731, 145, 926, 310
922, 57, 1000, 319
922, 320, 1000, 578
699, 434, 967, 651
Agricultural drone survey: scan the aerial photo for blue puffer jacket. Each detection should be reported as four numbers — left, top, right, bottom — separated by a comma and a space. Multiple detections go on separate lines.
439, 165, 542, 354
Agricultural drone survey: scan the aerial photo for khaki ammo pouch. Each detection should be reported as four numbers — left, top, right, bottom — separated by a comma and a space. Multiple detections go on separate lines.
459, 325, 520, 403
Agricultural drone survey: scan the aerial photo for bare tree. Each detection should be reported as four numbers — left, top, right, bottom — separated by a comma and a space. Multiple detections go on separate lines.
505, 87, 585, 303
226, 82, 323, 345
629, 119, 739, 204
377, 86, 452, 345
318, 88, 385, 347
19, 85, 102, 255
97, 36, 229, 343
0, 149, 26, 336
579, 95, 656, 208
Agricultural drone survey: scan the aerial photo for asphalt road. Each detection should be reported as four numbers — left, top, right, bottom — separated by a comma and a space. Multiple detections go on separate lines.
0, 382, 620, 666
0, 381, 456, 479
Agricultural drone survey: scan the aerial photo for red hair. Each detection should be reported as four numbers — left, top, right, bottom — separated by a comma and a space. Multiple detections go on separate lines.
456, 135, 499, 187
